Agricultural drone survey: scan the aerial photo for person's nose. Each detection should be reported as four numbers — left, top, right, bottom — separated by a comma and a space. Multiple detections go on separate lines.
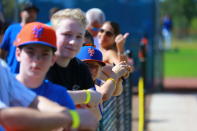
34, 54, 42, 61
69, 37, 77, 45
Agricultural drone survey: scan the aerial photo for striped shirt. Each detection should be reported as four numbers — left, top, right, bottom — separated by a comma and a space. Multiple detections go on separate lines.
0, 59, 36, 107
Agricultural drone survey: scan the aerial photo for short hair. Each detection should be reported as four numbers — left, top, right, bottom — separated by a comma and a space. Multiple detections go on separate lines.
49, 7, 60, 19
86, 8, 105, 25
51, 8, 87, 29
0, 22, 9, 35
21, 3, 39, 13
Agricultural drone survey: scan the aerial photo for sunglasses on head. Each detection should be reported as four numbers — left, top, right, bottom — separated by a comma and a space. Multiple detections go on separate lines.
99, 29, 114, 37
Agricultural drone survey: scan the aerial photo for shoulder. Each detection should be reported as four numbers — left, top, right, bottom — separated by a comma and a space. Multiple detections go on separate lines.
44, 80, 67, 91
102, 49, 117, 58
3, 23, 21, 37
0, 59, 10, 75
103, 49, 118, 63
71, 57, 88, 68
7, 23, 21, 29
71, 57, 82, 64
49, 62, 63, 71
43, 80, 72, 100
0, 100, 7, 108
75, 57, 86, 66
0, 59, 8, 68
10, 23, 21, 27
51, 62, 60, 69
107, 49, 117, 55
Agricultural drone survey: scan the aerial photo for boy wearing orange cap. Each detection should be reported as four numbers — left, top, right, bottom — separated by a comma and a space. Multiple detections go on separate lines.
15, 22, 75, 110
0, 58, 98, 131
0, 3, 39, 73
0, 22, 98, 131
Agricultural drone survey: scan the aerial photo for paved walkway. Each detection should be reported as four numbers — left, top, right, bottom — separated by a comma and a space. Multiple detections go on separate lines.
146, 92, 197, 131
164, 78, 197, 89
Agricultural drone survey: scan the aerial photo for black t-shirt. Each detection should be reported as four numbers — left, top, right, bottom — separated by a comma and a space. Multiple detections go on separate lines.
46, 57, 94, 90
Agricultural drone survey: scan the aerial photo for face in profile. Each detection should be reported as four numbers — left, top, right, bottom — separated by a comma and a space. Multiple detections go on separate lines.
55, 18, 85, 59
84, 61, 102, 81
97, 22, 115, 48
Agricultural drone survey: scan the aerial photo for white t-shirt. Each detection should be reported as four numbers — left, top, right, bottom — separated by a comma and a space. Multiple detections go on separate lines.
0, 59, 36, 108
94, 37, 100, 49
0, 100, 6, 108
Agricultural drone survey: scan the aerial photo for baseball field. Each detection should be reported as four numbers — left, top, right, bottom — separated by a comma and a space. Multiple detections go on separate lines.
164, 37, 197, 77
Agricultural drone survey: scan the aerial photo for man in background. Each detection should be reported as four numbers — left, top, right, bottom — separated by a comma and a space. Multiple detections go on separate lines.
86, 8, 105, 49
46, 7, 60, 26
162, 15, 173, 50
0, 3, 39, 73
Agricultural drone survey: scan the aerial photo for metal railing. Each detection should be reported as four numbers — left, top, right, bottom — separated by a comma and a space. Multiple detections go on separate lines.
98, 78, 132, 131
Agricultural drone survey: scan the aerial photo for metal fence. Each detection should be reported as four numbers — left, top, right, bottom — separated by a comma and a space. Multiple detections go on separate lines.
98, 78, 132, 131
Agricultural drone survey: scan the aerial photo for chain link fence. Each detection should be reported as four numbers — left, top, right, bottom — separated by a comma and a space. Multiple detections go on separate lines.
98, 78, 132, 131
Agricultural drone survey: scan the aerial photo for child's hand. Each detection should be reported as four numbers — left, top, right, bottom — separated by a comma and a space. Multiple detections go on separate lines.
112, 61, 131, 78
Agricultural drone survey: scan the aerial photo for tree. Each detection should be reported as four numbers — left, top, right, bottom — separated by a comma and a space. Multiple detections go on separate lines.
160, 0, 197, 36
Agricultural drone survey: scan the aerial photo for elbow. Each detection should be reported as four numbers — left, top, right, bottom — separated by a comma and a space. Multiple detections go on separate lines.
0, 108, 20, 130
97, 89, 112, 101
102, 96, 110, 101
113, 87, 123, 96
113, 90, 122, 96
1, 108, 15, 122
0, 107, 35, 131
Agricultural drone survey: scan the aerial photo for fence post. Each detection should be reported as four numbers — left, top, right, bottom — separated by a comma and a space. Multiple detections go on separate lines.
138, 35, 148, 131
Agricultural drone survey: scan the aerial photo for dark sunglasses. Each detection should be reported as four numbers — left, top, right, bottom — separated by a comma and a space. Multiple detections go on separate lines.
99, 29, 114, 37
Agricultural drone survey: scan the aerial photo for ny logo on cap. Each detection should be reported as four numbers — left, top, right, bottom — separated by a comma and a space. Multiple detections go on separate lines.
88, 48, 95, 56
33, 26, 43, 38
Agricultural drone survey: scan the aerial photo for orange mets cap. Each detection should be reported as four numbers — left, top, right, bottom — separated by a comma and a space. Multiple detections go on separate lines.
14, 22, 56, 49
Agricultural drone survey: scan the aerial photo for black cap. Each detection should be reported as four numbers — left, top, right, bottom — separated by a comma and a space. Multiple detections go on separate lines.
21, 3, 39, 13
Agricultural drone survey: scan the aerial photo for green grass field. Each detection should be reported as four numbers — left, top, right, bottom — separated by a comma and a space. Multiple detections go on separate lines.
164, 38, 197, 78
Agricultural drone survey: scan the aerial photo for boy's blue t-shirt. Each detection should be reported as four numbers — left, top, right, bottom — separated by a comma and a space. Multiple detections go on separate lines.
0, 126, 5, 131
0, 23, 22, 73
31, 80, 75, 110
0, 80, 75, 131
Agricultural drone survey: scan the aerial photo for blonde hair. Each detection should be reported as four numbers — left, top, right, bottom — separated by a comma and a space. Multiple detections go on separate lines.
51, 8, 87, 29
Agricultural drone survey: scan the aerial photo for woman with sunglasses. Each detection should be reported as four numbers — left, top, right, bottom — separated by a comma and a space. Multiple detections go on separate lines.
97, 21, 133, 79
97, 21, 130, 65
